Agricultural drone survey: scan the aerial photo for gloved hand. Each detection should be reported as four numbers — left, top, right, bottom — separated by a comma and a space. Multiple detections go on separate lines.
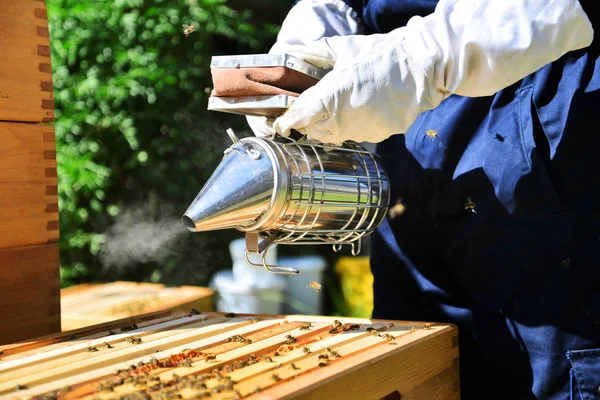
272, 0, 593, 144
245, 0, 360, 139
244, 41, 335, 138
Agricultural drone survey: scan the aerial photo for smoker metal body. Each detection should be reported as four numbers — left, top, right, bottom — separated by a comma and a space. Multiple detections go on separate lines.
183, 130, 390, 274
184, 53, 390, 274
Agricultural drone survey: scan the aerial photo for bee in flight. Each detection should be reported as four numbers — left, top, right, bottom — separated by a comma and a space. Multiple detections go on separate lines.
464, 196, 478, 214
182, 24, 197, 37
307, 281, 322, 292
426, 129, 439, 140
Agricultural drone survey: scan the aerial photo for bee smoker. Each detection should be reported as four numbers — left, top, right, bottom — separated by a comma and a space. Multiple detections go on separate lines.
182, 54, 391, 274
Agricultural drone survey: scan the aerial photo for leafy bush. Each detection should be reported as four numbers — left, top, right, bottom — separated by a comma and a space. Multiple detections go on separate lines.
47, 0, 286, 287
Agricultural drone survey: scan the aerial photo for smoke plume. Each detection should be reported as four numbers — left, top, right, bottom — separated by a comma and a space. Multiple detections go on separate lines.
100, 205, 187, 271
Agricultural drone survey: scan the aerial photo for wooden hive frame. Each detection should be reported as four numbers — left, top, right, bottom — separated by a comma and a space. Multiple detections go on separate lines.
0, 311, 459, 399
60, 282, 215, 331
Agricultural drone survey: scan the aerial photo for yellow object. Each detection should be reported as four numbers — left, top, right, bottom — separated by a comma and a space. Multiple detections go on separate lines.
334, 256, 374, 318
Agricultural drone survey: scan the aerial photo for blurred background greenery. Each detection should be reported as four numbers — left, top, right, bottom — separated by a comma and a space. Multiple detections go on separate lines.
48, 0, 373, 317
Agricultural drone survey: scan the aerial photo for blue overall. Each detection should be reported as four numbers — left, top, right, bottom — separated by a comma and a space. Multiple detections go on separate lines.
327, 1, 600, 399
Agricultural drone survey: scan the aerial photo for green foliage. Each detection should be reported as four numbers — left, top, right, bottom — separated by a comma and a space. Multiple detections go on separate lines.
47, 0, 284, 287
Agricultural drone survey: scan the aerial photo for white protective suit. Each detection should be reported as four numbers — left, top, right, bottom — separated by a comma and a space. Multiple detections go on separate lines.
246, 0, 593, 144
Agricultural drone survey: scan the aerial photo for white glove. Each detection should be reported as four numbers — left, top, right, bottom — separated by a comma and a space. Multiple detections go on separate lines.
272, 0, 594, 144
244, 40, 336, 138
246, 0, 360, 138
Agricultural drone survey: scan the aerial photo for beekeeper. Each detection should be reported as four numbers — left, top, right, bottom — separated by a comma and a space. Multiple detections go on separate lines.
247, 0, 600, 398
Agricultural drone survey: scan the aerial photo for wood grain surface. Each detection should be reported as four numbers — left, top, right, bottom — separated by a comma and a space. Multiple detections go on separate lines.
0, 121, 59, 249
0, 244, 60, 345
0, 311, 460, 399
61, 282, 214, 331
0, 0, 54, 123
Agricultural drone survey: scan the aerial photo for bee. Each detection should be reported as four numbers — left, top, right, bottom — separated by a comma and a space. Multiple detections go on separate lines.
302, 347, 311, 354
176, 359, 192, 367
285, 334, 297, 344
464, 196, 477, 214
327, 349, 341, 358
342, 324, 360, 332
182, 24, 197, 37
120, 324, 138, 332
382, 334, 395, 340
263, 356, 274, 363
16, 384, 27, 390
86, 346, 99, 353
225, 312, 236, 318
423, 323, 433, 330
318, 361, 329, 367
271, 373, 281, 382
388, 198, 406, 219
426, 129, 439, 140
189, 308, 201, 316
125, 336, 142, 344
205, 354, 216, 362
300, 322, 313, 330
0, 350, 3, 359
307, 281, 322, 292
289, 363, 301, 370
318, 354, 329, 360
101, 342, 113, 349
223, 364, 234, 372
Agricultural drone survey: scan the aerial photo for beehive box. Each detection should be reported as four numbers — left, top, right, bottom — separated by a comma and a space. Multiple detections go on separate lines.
0, 310, 459, 399
0, 0, 60, 345
0, 0, 54, 123
61, 282, 215, 331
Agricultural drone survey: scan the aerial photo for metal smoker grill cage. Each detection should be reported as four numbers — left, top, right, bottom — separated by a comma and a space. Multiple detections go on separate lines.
245, 135, 390, 274
274, 138, 387, 246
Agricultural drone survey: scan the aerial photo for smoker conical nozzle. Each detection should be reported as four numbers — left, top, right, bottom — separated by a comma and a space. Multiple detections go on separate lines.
182, 141, 275, 232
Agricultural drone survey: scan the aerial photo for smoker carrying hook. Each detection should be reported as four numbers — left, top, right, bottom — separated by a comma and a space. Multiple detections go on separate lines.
244, 232, 299, 274
225, 128, 261, 160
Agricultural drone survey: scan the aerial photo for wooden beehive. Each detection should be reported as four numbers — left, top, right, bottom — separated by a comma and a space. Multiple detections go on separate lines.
0, 0, 60, 345
0, 311, 459, 399
0, 1, 55, 123
61, 282, 215, 331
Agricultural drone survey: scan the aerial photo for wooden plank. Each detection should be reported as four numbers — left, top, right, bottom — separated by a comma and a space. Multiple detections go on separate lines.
0, 315, 211, 376
0, 310, 177, 359
254, 326, 458, 400
0, 244, 60, 345
0, 122, 59, 250
0, 0, 54, 123
0, 314, 459, 400
0, 317, 264, 392
60, 282, 215, 331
